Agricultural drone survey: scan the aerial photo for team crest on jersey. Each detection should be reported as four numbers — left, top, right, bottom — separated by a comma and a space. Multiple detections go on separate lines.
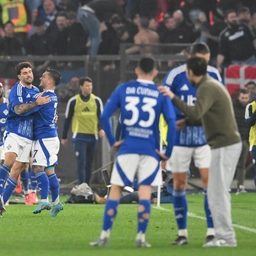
3, 110, 8, 116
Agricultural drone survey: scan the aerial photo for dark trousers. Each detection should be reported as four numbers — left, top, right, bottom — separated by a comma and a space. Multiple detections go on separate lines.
73, 140, 97, 185
250, 145, 256, 186
236, 140, 249, 188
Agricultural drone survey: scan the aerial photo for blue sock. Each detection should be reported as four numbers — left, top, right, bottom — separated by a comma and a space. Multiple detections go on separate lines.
36, 171, 49, 201
204, 189, 214, 229
3, 177, 17, 204
29, 169, 37, 191
102, 199, 119, 232
48, 173, 60, 204
173, 190, 187, 232
137, 200, 151, 234
0, 164, 10, 195
20, 170, 29, 193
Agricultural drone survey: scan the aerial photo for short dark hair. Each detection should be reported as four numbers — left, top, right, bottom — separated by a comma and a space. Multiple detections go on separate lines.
15, 62, 33, 75
137, 57, 156, 74
186, 57, 207, 76
140, 17, 149, 28
189, 42, 210, 55
245, 81, 256, 87
238, 88, 249, 94
237, 7, 250, 15
46, 68, 61, 86
224, 9, 236, 19
79, 76, 92, 86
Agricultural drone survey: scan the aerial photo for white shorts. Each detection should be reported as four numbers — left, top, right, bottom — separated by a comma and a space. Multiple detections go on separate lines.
166, 145, 211, 173
4, 133, 32, 162
0, 145, 5, 160
32, 137, 60, 167
111, 154, 162, 187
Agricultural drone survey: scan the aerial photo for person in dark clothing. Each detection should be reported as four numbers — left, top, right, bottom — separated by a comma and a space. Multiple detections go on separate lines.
217, 9, 256, 74
77, 0, 125, 55
233, 89, 250, 194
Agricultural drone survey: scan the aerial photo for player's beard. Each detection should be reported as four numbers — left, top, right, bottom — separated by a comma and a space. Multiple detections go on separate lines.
228, 20, 238, 29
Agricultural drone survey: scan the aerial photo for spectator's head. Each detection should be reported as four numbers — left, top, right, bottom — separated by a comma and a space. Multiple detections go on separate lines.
15, 62, 34, 86
109, 14, 123, 30
40, 68, 61, 89
188, 42, 211, 63
135, 57, 158, 79
79, 77, 93, 96
133, 14, 140, 27
164, 16, 177, 31
245, 81, 256, 101
43, 0, 56, 15
67, 11, 77, 26
116, 25, 129, 41
173, 10, 184, 25
3, 20, 15, 37
237, 7, 251, 24
56, 12, 68, 31
34, 18, 45, 35
237, 88, 249, 106
149, 18, 158, 31
224, 9, 238, 27
186, 57, 207, 86
139, 17, 150, 29
69, 76, 80, 92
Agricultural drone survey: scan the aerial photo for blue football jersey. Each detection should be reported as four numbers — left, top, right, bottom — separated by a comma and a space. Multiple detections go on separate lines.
7, 82, 40, 140
33, 90, 58, 140
0, 98, 8, 146
101, 79, 176, 160
163, 64, 222, 147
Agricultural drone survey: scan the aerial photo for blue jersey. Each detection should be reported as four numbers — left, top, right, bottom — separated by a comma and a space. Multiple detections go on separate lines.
101, 79, 177, 160
0, 98, 8, 146
163, 64, 222, 147
33, 90, 58, 140
7, 82, 40, 140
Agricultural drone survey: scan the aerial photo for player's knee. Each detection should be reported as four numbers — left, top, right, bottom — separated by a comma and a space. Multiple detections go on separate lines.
32, 165, 44, 173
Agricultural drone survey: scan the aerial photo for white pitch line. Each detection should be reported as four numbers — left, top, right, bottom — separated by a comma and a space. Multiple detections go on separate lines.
153, 206, 256, 234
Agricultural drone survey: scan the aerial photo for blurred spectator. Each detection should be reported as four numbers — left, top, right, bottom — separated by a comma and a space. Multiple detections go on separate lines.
217, 0, 242, 14
217, 9, 256, 74
0, 20, 23, 78
237, 6, 251, 25
0, 0, 32, 46
173, 9, 199, 43
245, 81, 256, 102
66, 11, 88, 55
233, 88, 250, 194
56, 75, 80, 102
26, 17, 51, 83
37, 0, 60, 31
125, 16, 159, 54
0, 20, 23, 56
77, 0, 126, 55
158, 16, 179, 44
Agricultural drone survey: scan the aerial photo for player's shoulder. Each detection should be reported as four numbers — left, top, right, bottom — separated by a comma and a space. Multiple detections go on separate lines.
164, 64, 186, 85
207, 65, 219, 74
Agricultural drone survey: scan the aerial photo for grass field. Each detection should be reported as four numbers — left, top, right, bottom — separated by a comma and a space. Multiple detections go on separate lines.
1, 193, 256, 256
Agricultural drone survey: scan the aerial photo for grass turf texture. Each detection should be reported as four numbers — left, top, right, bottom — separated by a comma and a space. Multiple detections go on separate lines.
1, 193, 255, 256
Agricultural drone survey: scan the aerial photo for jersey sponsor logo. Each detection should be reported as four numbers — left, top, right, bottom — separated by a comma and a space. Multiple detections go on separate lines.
229, 31, 244, 41
180, 95, 196, 106
82, 107, 90, 112
180, 84, 189, 91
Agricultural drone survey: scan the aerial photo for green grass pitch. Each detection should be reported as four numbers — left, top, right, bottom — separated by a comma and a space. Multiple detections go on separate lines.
1, 193, 255, 256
